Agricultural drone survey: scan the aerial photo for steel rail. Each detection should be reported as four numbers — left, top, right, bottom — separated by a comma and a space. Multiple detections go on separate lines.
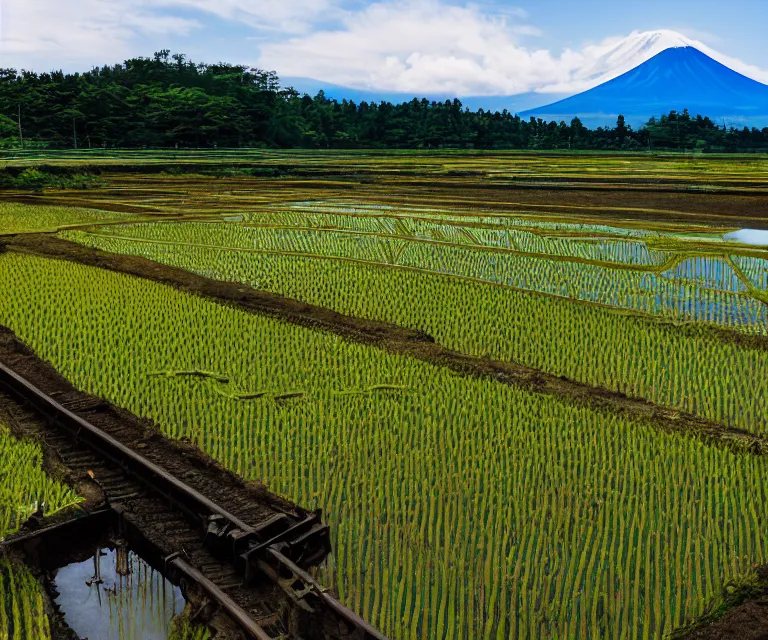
0, 360, 389, 640
266, 547, 388, 640
0, 362, 255, 531
170, 555, 273, 640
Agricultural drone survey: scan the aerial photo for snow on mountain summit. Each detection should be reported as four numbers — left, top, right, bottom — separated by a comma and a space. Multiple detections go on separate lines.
540, 30, 700, 94
541, 29, 768, 95
580, 30, 695, 81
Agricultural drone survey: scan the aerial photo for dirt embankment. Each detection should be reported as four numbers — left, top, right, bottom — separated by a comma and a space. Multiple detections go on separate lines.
672, 566, 768, 640
3, 232, 766, 456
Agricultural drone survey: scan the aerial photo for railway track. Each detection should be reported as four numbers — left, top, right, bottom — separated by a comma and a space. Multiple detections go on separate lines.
0, 359, 387, 640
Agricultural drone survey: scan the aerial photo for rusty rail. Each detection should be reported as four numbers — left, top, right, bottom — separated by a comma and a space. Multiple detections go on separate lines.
0, 360, 388, 640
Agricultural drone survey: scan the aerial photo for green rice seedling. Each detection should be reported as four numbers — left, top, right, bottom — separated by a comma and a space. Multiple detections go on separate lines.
61, 220, 768, 333
0, 422, 82, 540
60, 227, 768, 434
0, 555, 52, 640
1, 253, 768, 639
0, 202, 137, 236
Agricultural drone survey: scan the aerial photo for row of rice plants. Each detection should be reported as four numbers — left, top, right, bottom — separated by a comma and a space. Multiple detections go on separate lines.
0, 202, 137, 236
733, 255, 768, 290
0, 421, 82, 540
58, 230, 768, 434
287, 198, 730, 239
63, 222, 768, 334
1, 252, 768, 639
5, 149, 766, 183
0, 555, 51, 640
60, 225, 765, 333
242, 208, 670, 267
281, 201, 670, 237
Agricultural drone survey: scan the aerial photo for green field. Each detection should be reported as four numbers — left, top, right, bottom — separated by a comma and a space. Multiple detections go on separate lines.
0, 554, 52, 640
0, 202, 141, 236
0, 418, 81, 541
1, 152, 768, 638
60, 211, 768, 434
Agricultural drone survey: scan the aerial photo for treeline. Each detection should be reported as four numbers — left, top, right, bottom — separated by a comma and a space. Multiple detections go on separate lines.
2, 50, 768, 152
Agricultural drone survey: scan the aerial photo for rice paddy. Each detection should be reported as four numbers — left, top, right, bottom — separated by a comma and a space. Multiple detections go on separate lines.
0, 555, 52, 640
0, 251, 767, 638
59, 207, 768, 434
0, 419, 82, 541
0, 202, 141, 236
1, 150, 767, 638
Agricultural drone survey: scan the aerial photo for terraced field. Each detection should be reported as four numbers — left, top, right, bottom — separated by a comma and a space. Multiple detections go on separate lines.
59, 200, 768, 434
1, 150, 767, 639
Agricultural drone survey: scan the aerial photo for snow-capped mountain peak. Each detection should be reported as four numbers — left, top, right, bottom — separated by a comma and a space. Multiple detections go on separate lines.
574, 30, 697, 86
539, 29, 768, 95
521, 44, 768, 128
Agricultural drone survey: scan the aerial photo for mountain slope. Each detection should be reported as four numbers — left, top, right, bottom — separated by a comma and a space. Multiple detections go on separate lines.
521, 46, 768, 127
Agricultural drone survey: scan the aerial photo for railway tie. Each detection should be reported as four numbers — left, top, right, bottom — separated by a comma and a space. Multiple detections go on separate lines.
0, 360, 388, 640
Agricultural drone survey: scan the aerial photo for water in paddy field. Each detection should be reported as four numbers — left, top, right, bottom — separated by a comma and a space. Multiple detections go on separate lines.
723, 229, 768, 246
54, 546, 185, 640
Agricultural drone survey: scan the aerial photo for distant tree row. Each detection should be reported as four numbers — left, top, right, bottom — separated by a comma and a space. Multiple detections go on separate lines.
2, 51, 768, 152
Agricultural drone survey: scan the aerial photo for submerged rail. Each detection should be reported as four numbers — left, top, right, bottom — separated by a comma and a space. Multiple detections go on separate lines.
0, 360, 388, 640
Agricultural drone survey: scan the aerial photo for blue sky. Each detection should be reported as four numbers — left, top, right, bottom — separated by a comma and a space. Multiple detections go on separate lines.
510, 0, 766, 63
1, 0, 766, 96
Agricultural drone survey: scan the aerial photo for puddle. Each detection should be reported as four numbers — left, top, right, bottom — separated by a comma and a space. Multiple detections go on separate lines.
54, 546, 185, 640
723, 229, 768, 246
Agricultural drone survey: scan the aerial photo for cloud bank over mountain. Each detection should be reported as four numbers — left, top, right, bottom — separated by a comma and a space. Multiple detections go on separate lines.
2, 0, 767, 100
261, 15, 768, 97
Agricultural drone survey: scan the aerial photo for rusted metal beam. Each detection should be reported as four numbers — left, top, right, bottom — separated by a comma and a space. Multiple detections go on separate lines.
0, 360, 390, 640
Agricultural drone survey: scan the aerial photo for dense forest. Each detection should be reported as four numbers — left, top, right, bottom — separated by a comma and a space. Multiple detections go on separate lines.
2, 50, 768, 152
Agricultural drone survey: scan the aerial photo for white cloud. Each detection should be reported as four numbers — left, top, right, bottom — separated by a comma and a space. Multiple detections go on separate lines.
151, 0, 343, 34
123, 13, 201, 37
259, 0, 571, 95
258, 4, 768, 96
1, 0, 767, 98
0, 0, 200, 66
0, 0, 345, 70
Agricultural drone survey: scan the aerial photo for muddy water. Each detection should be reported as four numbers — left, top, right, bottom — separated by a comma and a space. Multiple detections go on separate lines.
54, 547, 184, 640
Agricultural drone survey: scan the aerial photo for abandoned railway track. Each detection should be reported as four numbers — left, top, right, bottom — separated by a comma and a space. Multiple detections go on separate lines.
0, 341, 387, 640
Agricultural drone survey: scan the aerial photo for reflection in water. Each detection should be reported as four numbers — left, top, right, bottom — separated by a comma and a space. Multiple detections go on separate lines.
54, 546, 185, 640
724, 229, 768, 246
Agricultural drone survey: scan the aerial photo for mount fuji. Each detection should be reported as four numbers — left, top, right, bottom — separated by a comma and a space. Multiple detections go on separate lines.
520, 40, 768, 128
281, 29, 768, 128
